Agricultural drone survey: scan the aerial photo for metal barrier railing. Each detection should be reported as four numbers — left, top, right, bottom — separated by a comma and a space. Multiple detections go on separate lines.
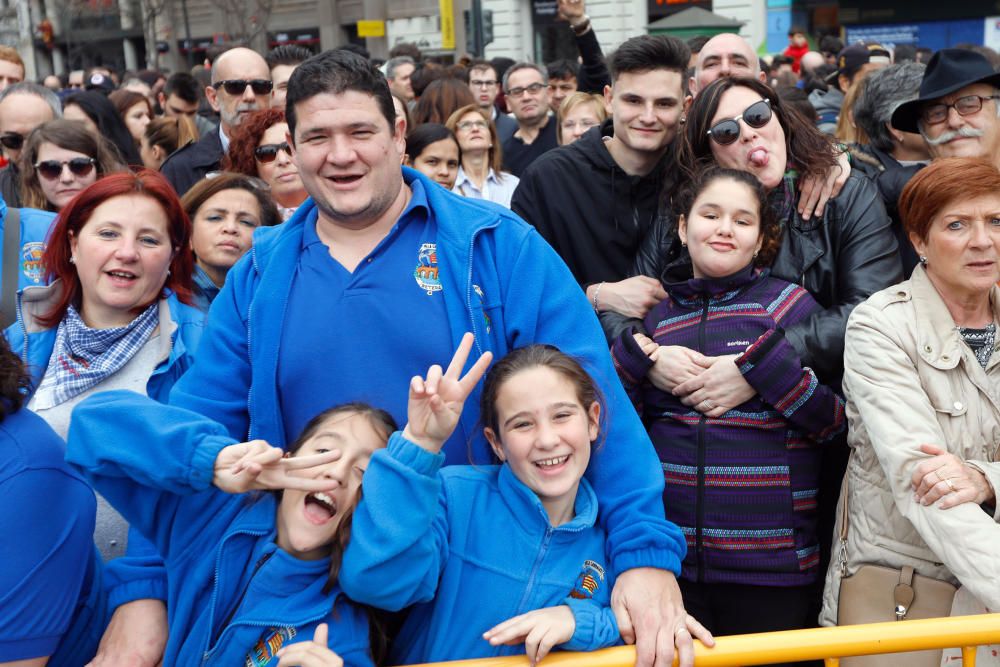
404, 613, 1000, 667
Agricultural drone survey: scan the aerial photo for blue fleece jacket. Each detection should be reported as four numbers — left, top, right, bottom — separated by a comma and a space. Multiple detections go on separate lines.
66, 391, 374, 667
342, 433, 620, 664
4, 282, 205, 609
167, 167, 685, 577
0, 196, 57, 292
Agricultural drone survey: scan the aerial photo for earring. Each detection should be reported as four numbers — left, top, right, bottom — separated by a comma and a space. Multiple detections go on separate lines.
69, 256, 76, 264
166, 269, 171, 277
679, 116, 686, 125
919, 255, 928, 265
680, 241, 687, 248
753, 250, 759, 259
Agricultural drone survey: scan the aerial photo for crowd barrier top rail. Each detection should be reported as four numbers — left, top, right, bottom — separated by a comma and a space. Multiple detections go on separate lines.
402, 613, 1000, 667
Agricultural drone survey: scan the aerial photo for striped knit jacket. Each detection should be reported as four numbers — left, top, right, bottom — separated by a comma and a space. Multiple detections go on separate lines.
612, 262, 845, 587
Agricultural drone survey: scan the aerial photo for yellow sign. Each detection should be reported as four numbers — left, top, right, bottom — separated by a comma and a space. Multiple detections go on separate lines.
440, 0, 455, 49
357, 20, 385, 38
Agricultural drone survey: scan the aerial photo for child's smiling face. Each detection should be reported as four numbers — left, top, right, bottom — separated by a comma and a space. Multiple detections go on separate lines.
276, 412, 385, 560
484, 366, 600, 526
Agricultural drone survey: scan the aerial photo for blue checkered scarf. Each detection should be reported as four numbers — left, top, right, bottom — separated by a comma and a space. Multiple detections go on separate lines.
48, 301, 159, 404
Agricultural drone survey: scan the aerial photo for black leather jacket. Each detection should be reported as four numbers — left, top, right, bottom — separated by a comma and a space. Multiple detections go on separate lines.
601, 172, 903, 384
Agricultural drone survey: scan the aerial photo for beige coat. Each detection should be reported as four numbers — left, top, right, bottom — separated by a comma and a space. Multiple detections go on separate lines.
820, 266, 1000, 626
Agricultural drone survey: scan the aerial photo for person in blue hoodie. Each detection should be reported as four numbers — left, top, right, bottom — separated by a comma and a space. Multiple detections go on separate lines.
161, 47, 708, 667
0, 334, 104, 665
3, 171, 204, 665
66, 391, 399, 666
0, 191, 56, 326
343, 337, 685, 666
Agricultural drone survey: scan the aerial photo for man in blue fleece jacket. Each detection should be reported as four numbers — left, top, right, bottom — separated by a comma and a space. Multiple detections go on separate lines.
126, 48, 709, 667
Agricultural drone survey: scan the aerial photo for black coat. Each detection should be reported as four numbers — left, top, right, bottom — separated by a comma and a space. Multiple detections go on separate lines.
159, 129, 224, 197
601, 172, 903, 385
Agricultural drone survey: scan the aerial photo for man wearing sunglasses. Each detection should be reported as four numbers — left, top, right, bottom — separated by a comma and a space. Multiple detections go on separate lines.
0, 81, 60, 207
161, 47, 271, 196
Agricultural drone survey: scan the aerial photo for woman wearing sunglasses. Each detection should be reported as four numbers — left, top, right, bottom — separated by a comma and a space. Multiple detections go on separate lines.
19, 119, 125, 212
222, 108, 307, 221
180, 173, 281, 311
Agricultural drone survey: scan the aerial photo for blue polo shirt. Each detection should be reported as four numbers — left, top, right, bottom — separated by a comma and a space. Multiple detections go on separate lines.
278, 179, 452, 445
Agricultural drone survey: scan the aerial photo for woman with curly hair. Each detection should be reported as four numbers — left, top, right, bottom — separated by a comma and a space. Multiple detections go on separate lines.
19, 119, 126, 212
221, 108, 307, 220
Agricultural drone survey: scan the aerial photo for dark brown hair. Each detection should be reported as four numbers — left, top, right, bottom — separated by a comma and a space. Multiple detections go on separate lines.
479, 345, 606, 456
0, 335, 31, 421
181, 172, 282, 229
674, 166, 781, 267
679, 77, 837, 184
899, 157, 1000, 243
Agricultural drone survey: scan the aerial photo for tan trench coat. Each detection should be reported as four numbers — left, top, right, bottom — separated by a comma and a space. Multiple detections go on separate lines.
820, 266, 1000, 626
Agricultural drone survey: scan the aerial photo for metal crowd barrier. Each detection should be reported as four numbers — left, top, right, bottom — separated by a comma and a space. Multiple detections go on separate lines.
403, 613, 1000, 666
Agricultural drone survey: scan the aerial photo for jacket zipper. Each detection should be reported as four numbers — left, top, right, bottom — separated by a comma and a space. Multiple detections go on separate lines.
246, 246, 258, 439
201, 527, 269, 661
515, 526, 553, 614
696, 295, 709, 583
210, 551, 274, 650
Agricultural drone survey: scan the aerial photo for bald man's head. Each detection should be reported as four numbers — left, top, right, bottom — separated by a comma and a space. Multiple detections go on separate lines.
800, 51, 825, 77
206, 47, 272, 133
690, 33, 764, 96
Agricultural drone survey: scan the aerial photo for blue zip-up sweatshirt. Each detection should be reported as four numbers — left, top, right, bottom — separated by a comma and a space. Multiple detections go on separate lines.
167, 167, 685, 577
0, 195, 57, 292
4, 280, 205, 609
342, 433, 619, 664
66, 391, 374, 667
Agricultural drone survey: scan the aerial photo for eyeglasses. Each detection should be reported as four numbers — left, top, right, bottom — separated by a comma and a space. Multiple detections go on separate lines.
254, 142, 291, 163
506, 82, 547, 98
34, 157, 96, 180
0, 132, 24, 150
470, 79, 498, 89
456, 120, 488, 131
706, 99, 772, 145
212, 79, 273, 96
921, 95, 1000, 126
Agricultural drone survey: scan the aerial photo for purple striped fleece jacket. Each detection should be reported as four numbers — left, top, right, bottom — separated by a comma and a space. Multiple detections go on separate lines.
612, 263, 845, 587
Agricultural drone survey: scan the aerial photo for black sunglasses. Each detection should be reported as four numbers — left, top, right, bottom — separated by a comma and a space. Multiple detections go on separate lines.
34, 157, 96, 180
254, 142, 291, 163
0, 132, 24, 151
213, 79, 273, 96
706, 99, 772, 146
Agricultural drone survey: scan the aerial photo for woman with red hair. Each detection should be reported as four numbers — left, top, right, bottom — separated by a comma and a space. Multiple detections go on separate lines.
222, 108, 307, 220
3, 169, 204, 664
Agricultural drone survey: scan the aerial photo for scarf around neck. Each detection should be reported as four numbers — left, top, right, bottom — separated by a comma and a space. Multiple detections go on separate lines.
47, 301, 160, 404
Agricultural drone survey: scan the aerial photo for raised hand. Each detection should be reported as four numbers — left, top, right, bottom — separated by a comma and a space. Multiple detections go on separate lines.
483, 605, 575, 666
403, 332, 493, 453
213, 440, 343, 494
276, 623, 343, 667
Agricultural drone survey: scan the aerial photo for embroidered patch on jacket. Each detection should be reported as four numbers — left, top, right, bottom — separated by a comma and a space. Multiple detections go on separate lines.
569, 559, 606, 600
21, 241, 44, 284
473, 283, 491, 333
245, 625, 297, 666
414, 242, 442, 294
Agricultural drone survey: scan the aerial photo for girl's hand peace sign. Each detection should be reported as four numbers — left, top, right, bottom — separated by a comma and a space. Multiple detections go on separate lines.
403, 332, 493, 453
212, 441, 342, 495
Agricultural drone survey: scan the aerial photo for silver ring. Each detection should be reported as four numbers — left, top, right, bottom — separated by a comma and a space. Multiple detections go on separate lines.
945, 478, 957, 492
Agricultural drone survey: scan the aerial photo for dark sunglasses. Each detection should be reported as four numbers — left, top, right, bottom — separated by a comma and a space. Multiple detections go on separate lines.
213, 79, 273, 96
254, 142, 291, 163
0, 132, 24, 151
706, 99, 772, 146
34, 157, 96, 180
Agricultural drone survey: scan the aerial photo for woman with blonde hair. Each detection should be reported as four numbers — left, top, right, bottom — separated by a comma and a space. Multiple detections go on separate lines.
445, 103, 518, 208
557, 92, 607, 146
140, 116, 198, 171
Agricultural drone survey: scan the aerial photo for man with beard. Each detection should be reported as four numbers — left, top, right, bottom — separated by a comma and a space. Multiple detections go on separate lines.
161, 47, 272, 196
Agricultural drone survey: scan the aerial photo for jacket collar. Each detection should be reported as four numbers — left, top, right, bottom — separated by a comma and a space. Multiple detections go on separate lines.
910, 264, 1000, 370
498, 463, 598, 535
663, 260, 762, 304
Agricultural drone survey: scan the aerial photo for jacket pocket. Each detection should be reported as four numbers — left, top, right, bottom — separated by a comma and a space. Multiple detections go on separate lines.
874, 536, 944, 567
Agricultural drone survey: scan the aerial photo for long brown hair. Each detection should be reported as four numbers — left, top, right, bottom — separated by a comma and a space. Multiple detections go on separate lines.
679, 77, 837, 185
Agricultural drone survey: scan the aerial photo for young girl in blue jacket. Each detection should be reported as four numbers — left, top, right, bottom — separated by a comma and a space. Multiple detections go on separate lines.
66, 392, 401, 667
341, 337, 629, 666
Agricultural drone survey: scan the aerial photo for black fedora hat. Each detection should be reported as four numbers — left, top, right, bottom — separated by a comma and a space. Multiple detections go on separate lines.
891, 48, 1000, 133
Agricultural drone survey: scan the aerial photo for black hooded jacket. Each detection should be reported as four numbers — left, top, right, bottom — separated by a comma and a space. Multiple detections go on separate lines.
511, 119, 673, 286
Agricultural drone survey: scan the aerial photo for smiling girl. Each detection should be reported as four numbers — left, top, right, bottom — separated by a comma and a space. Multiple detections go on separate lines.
65, 393, 399, 666
611, 167, 846, 638
341, 336, 640, 666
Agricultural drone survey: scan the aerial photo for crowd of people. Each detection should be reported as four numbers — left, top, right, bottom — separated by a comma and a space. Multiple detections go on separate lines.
0, 0, 999, 665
